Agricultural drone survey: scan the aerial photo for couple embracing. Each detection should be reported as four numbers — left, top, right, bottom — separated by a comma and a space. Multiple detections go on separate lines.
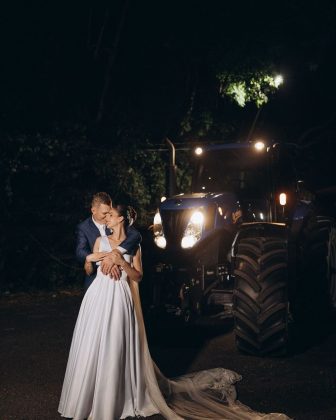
75, 192, 141, 291
58, 192, 291, 420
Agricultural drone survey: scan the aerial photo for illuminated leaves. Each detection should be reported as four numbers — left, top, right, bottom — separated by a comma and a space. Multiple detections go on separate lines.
218, 72, 283, 108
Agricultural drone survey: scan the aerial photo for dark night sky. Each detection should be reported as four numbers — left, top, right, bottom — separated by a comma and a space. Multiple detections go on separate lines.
1, 0, 336, 143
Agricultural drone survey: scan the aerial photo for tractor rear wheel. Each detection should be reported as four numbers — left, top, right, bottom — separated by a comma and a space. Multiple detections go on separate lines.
302, 216, 336, 312
233, 236, 289, 356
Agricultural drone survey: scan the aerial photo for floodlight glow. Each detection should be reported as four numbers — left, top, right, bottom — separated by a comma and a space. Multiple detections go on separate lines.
254, 141, 265, 151
195, 147, 203, 155
274, 75, 284, 88
160, 196, 167, 202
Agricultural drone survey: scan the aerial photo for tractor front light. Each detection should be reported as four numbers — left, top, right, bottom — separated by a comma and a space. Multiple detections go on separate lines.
154, 236, 167, 249
279, 193, 287, 206
154, 211, 162, 225
181, 211, 204, 249
153, 210, 166, 248
181, 235, 198, 249
254, 141, 265, 151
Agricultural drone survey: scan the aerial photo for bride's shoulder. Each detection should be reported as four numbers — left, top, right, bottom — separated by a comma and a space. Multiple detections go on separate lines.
93, 236, 103, 250
94, 236, 102, 244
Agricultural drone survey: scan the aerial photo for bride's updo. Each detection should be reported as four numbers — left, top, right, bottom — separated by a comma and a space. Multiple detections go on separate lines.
113, 204, 137, 227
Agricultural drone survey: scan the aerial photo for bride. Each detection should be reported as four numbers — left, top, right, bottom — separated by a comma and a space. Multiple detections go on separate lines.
59, 203, 290, 420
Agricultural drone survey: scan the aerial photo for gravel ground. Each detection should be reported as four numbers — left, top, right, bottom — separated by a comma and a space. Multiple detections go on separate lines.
0, 290, 336, 420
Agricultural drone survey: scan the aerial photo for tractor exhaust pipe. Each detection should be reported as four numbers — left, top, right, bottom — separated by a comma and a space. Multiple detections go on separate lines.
166, 138, 178, 197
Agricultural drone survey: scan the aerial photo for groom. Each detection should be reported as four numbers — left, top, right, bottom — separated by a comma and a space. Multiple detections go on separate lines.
75, 191, 141, 290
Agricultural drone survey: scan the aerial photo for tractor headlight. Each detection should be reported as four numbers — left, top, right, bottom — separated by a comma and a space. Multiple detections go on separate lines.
181, 211, 204, 249
254, 141, 265, 151
153, 210, 166, 249
155, 236, 167, 249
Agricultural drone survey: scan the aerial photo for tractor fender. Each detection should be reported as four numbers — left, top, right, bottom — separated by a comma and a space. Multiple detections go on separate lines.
231, 222, 289, 258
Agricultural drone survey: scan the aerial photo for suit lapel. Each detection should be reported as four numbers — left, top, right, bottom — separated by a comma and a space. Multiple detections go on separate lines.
88, 217, 101, 236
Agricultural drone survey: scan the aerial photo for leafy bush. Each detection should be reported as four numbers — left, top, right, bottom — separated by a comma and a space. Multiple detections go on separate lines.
1, 129, 176, 291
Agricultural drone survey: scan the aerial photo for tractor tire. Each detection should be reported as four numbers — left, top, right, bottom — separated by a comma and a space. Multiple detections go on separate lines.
302, 216, 336, 311
233, 236, 289, 356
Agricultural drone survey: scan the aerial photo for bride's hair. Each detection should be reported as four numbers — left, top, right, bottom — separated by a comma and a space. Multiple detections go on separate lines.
113, 204, 137, 227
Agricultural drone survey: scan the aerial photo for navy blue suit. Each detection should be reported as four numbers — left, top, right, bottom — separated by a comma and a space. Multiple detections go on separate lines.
75, 217, 141, 290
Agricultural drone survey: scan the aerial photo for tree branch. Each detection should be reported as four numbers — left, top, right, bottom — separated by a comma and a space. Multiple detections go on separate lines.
94, 7, 110, 60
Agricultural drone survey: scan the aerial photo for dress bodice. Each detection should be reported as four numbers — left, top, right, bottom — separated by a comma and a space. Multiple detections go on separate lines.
99, 236, 113, 253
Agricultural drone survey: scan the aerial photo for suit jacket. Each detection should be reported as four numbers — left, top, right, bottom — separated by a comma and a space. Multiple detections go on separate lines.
75, 217, 141, 289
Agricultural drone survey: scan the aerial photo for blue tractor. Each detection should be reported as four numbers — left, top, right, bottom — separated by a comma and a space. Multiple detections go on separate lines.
151, 140, 336, 356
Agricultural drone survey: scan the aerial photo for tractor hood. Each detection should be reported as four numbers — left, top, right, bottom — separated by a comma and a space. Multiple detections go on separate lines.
157, 192, 241, 253
155, 191, 270, 255
158, 192, 270, 241
160, 192, 239, 224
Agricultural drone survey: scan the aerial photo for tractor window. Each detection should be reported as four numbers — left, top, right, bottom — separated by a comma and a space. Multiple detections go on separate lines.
192, 149, 269, 197
271, 145, 297, 190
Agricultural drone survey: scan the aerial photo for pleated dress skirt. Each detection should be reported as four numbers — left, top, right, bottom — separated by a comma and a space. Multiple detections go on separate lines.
58, 265, 159, 420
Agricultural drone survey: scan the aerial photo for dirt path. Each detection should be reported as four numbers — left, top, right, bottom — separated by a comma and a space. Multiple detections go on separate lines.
1, 291, 336, 420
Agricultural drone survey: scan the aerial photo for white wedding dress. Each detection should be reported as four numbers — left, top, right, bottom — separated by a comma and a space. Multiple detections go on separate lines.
59, 236, 291, 420
59, 236, 159, 419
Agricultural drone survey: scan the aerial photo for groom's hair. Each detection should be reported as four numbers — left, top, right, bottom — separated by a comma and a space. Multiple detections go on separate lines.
91, 192, 112, 207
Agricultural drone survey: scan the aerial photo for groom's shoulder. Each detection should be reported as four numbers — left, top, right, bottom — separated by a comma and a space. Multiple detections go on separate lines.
127, 224, 139, 233
77, 217, 92, 231
127, 224, 142, 240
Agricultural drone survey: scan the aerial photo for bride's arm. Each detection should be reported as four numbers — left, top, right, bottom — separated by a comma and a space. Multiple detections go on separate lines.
112, 246, 143, 283
84, 238, 108, 275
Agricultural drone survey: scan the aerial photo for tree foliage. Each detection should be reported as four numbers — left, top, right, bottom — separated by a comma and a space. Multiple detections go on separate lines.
1, 129, 168, 291
218, 72, 283, 108
1, 0, 336, 292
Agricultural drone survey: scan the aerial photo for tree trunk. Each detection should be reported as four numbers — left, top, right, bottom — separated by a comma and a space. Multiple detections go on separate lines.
95, 0, 130, 124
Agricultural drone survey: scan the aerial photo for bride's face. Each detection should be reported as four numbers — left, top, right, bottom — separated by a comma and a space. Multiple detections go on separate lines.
106, 208, 124, 228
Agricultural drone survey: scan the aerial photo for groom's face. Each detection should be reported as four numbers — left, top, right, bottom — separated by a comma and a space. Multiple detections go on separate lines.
91, 203, 112, 224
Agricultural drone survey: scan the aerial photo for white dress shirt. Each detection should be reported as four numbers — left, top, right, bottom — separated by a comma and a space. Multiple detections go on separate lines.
92, 217, 107, 237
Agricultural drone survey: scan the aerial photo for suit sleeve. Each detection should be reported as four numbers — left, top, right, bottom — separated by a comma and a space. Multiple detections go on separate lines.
75, 225, 91, 264
118, 226, 142, 255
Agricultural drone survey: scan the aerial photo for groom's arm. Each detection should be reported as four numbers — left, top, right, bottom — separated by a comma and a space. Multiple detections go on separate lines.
118, 226, 142, 255
75, 225, 91, 264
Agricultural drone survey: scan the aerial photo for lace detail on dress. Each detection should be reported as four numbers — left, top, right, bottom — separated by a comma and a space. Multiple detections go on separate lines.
128, 278, 293, 420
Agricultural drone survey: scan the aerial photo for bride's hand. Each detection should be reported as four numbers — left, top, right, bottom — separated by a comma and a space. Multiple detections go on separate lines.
86, 252, 109, 263
101, 255, 122, 280
109, 251, 124, 266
